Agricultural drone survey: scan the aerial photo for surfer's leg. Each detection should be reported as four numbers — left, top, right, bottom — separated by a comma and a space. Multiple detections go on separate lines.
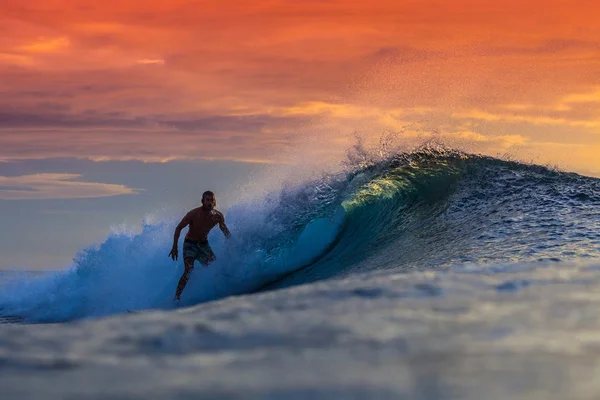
175, 240, 199, 301
175, 258, 194, 301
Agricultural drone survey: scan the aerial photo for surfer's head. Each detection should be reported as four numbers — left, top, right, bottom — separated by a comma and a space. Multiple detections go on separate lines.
201, 190, 216, 210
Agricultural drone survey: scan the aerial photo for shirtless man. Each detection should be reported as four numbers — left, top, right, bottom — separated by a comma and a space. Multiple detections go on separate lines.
169, 191, 230, 302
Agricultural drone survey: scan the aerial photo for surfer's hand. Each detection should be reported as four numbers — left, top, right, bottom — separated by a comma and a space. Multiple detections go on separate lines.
169, 247, 178, 261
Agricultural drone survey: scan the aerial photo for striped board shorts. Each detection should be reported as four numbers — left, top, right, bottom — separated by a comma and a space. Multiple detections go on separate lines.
183, 239, 216, 266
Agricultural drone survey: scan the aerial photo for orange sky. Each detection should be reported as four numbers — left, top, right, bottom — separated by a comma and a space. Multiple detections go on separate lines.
1, 0, 600, 174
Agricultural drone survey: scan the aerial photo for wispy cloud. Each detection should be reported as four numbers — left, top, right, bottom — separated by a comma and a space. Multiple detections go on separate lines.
18, 36, 70, 53
562, 87, 600, 104
0, 52, 34, 66
0, 173, 141, 200
137, 59, 165, 65
452, 110, 600, 130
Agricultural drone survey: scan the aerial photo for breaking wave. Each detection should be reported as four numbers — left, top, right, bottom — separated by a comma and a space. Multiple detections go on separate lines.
2, 147, 600, 323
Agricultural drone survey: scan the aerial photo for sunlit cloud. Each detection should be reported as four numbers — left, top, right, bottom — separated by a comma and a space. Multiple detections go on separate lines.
0, 173, 141, 200
137, 59, 165, 65
452, 110, 600, 130
19, 36, 70, 53
0, 53, 34, 66
562, 88, 600, 104
501, 103, 572, 112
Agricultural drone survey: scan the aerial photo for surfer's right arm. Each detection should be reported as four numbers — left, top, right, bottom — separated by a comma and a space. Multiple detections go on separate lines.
169, 211, 192, 261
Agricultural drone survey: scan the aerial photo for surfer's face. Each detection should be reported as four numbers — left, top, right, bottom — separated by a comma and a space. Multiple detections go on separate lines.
202, 194, 216, 210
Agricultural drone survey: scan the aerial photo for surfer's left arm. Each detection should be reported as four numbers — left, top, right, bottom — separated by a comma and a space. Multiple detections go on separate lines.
217, 212, 231, 239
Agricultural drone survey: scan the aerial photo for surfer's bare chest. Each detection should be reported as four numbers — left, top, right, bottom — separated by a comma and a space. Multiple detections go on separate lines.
187, 210, 219, 238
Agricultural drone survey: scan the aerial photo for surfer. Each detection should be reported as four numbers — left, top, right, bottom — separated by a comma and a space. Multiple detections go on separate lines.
169, 190, 231, 302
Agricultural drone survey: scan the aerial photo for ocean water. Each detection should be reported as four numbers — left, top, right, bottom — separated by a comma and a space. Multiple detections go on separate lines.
2, 148, 600, 399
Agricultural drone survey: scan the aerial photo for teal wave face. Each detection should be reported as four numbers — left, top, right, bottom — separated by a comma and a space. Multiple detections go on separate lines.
268, 149, 600, 289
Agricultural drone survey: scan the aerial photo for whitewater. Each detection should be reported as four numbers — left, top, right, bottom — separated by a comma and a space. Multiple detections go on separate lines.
2, 147, 600, 399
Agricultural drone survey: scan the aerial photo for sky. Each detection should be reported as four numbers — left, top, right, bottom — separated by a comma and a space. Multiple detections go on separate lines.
1, 0, 599, 269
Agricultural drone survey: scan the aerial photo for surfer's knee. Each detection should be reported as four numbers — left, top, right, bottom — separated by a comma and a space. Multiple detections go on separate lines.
184, 258, 195, 273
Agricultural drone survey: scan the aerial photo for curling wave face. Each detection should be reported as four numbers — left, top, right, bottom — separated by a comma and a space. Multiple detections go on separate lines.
2, 148, 600, 323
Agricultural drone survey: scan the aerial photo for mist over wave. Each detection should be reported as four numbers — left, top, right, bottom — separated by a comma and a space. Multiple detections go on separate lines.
2, 145, 600, 323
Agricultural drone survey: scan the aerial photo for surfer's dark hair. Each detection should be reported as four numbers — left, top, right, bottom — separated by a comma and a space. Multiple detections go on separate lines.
202, 190, 215, 203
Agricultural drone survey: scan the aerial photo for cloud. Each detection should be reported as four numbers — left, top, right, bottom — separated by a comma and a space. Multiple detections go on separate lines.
452, 110, 600, 130
476, 39, 600, 57
562, 87, 600, 104
1, 0, 600, 174
137, 59, 165, 65
0, 173, 141, 200
501, 103, 572, 112
0, 53, 34, 66
19, 36, 70, 53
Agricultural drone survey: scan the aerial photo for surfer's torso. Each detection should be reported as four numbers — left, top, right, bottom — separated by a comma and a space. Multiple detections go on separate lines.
184, 207, 223, 242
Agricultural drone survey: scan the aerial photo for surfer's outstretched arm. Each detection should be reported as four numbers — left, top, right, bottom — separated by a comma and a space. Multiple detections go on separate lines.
217, 212, 231, 239
169, 212, 192, 260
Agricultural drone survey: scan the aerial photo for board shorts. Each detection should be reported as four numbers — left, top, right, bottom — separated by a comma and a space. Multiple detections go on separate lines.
183, 239, 216, 266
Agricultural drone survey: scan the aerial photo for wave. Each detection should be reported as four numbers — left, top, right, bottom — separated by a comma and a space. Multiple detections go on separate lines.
268, 148, 600, 288
2, 147, 600, 323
